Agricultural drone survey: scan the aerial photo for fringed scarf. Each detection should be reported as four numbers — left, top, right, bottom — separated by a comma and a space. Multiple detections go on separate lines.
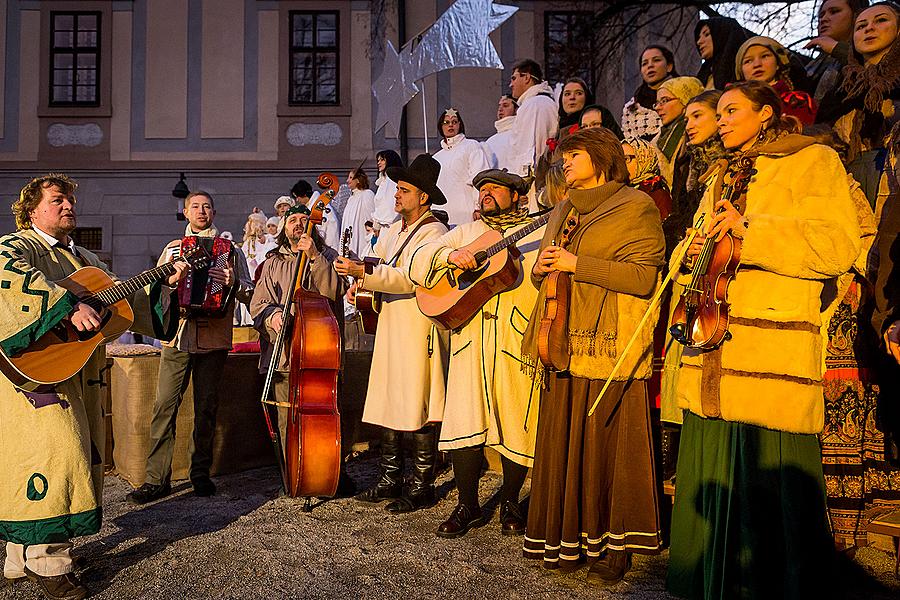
521, 183, 631, 384
625, 137, 662, 185
837, 37, 900, 161
687, 136, 727, 192
656, 117, 687, 161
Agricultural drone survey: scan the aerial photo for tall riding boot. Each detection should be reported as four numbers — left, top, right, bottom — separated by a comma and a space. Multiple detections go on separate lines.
356, 428, 403, 502
387, 425, 437, 513
660, 425, 681, 483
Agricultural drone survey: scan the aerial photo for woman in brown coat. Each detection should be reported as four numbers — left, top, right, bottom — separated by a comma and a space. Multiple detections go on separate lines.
521, 127, 666, 585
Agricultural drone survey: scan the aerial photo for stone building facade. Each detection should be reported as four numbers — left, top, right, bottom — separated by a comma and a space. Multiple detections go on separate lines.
0, 0, 697, 275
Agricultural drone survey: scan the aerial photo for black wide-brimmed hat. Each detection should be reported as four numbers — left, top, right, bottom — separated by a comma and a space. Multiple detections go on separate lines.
386, 154, 447, 205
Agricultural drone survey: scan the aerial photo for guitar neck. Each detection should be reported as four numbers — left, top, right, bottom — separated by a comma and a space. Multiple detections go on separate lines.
90, 262, 177, 307
482, 212, 552, 259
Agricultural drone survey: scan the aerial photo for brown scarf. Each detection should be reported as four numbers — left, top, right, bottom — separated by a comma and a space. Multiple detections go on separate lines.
838, 37, 900, 161
521, 183, 629, 382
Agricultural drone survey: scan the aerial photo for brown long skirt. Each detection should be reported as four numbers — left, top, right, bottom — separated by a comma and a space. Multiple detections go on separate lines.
523, 374, 662, 569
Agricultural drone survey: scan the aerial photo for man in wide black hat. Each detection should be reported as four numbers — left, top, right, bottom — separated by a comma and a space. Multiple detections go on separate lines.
335, 153, 450, 513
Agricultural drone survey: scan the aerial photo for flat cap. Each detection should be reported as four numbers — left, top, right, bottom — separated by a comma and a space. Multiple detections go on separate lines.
472, 168, 529, 196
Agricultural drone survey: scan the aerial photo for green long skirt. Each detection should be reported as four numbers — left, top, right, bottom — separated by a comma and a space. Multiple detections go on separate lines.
666, 412, 835, 599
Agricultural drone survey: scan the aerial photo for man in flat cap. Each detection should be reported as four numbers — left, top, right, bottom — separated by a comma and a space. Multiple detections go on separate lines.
335, 154, 450, 513
408, 168, 546, 539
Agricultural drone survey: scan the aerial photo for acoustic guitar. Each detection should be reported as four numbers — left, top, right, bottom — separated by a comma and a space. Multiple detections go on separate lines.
0, 246, 208, 391
416, 212, 550, 330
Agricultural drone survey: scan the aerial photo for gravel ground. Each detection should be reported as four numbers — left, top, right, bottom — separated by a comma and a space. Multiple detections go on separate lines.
3, 456, 899, 600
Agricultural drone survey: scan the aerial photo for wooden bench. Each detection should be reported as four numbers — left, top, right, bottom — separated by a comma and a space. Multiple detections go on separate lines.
868, 509, 900, 577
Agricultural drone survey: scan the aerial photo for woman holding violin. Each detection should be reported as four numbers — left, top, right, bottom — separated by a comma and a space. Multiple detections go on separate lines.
666, 81, 862, 599
521, 127, 666, 585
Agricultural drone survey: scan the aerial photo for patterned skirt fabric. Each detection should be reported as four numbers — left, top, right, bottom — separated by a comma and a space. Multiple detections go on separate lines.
523, 375, 661, 569
820, 281, 900, 549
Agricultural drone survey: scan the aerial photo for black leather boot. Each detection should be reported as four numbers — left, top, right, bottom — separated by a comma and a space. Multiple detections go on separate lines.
661, 425, 681, 483
356, 428, 403, 502
387, 425, 436, 513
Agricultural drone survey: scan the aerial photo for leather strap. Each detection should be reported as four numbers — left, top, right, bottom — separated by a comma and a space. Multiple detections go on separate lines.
386, 215, 439, 267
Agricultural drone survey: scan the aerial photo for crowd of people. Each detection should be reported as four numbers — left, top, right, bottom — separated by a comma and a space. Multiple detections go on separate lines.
2, 1, 900, 599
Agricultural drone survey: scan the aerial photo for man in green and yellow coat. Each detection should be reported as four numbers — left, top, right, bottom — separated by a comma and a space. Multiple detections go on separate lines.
0, 174, 184, 600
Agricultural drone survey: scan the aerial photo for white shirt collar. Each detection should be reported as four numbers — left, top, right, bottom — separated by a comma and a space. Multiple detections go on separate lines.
441, 133, 466, 150
32, 225, 76, 253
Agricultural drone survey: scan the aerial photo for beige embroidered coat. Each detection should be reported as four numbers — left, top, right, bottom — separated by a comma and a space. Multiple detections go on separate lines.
408, 219, 545, 466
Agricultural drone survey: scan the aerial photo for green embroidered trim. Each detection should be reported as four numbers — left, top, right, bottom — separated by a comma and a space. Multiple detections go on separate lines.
149, 281, 178, 341
0, 290, 79, 357
0, 507, 101, 545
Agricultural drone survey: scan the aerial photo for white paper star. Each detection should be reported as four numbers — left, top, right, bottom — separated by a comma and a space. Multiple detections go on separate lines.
372, 41, 420, 135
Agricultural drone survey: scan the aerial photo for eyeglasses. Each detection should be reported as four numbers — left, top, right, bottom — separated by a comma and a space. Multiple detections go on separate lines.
653, 97, 677, 108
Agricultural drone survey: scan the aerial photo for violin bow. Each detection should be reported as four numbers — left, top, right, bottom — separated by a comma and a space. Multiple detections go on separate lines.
587, 215, 705, 418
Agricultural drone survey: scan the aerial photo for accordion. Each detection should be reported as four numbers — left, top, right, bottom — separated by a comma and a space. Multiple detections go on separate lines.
176, 236, 235, 317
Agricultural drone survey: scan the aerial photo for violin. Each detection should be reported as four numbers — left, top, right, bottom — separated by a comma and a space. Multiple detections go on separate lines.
259, 173, 342, 509
669, 157, 755, 350
537, 210, 580, 370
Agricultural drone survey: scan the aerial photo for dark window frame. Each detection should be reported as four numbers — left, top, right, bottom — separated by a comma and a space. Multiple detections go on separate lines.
288, 10, 340, 106
544, 11, 597, 92
49, 11, 101, 107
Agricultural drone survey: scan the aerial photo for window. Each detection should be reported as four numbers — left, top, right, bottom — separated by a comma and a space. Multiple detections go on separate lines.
289, 11, 339, 105
71, 227, 103, 251
544, 12, 596, 91
50, 12, 101, 106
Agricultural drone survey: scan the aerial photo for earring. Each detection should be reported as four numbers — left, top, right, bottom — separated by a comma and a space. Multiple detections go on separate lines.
757, 127, 767, 142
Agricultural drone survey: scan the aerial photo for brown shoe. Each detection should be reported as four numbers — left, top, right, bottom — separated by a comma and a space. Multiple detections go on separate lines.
586, 552, 632, 586
23, 566, 88, 600
436, 504, 486, 539
499, 500, 526, 536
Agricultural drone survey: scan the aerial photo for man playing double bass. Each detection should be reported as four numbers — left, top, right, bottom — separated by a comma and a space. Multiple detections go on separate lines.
335, 154, 450, 513
408, 169, 545, 538
249, 203, 351, 493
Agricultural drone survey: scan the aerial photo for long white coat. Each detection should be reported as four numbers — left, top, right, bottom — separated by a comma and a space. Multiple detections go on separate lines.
433, 134, 491, 227
372, 174, 399, 228
341, 188, 375, 258
483, 116, 517, 171
408, 219, 544, 466
361, 211, 450, 431
508, 82, 558, 177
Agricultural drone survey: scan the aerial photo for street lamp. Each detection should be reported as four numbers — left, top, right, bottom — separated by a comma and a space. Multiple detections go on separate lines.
172, 172, 190, 221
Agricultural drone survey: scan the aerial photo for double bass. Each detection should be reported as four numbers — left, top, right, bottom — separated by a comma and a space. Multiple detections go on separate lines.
259, 173, 342, 509
669, 158, 755, 349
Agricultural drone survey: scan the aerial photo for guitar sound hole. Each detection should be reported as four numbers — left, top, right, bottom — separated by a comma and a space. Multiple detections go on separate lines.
456, 266, 487, 290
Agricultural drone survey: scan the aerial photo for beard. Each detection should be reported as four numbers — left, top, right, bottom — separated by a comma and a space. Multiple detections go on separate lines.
480, 196, 515, 217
